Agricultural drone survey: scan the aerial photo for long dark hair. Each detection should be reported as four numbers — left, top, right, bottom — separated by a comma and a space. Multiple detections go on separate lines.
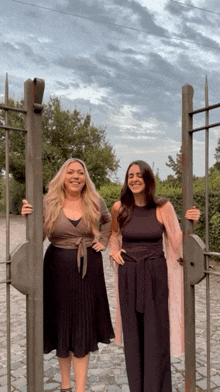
117, 160, 168, 230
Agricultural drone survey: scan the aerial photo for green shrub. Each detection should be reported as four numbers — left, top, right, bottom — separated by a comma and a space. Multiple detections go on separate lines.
98, 182, 122, 211
210, 212, 220, 257
0, 177, 25, 215
158, 184, 220, 258
0, 175, 5, 214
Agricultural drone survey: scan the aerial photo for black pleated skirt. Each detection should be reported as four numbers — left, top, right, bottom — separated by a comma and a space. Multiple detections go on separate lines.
43, 244, 114, 358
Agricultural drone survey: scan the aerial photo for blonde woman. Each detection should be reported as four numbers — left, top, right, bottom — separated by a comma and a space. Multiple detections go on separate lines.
22, 158, 114, 392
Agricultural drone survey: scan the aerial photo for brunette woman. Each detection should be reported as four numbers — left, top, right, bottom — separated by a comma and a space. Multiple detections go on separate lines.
110, 160, 200, 392
22, 158, 114, 392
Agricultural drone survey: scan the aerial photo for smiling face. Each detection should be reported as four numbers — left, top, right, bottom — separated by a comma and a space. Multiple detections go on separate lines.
127, 164, 145, 195
63, 161, 86, 195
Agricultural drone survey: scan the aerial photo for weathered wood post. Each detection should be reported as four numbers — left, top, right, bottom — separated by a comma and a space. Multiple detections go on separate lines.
25, 78, 44, 392
182, 83, 195, 392
10, 78, 45, 391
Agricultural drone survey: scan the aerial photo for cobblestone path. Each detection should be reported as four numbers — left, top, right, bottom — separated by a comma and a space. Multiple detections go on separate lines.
0, 216, 220, 391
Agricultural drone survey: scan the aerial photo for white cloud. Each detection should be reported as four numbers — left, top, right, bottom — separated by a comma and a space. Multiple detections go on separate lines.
55, 84, 109, 105
120, 135, 157, 140
37, 37, 52, 43
137, 0, 165, 13
55, 0, 69, 5
109, 105, 167, 138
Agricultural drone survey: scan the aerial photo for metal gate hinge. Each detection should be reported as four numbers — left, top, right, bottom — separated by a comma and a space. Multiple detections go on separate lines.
10, 241, 30, 295
185, 234, 206, 286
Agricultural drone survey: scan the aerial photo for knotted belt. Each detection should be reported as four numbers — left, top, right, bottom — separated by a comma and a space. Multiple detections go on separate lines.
52, 236, 94, 279
75, 237, 93, 278
122, 242, 165, 313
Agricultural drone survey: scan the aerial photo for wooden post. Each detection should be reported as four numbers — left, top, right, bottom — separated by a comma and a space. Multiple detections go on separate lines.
24, 78, 44, 392
182, 83, 195, 392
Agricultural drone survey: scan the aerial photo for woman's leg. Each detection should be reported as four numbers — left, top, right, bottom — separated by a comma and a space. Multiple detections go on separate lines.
118, 262, 143, 392
72, 354, 89, 392
58, 353, 72, 389
143, 257, 172, 392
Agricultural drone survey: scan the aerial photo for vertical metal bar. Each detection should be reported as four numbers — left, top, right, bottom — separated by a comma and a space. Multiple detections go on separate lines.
5, 73, 11, 392
205, 76, 210, 392
182, 84, 195, 392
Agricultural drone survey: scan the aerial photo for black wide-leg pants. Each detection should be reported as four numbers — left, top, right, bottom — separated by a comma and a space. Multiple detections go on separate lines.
118, 251, 172, 392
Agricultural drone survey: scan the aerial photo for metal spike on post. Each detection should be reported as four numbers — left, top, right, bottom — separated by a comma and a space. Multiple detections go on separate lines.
5, 73, 11, 392
205, 75, 211, 392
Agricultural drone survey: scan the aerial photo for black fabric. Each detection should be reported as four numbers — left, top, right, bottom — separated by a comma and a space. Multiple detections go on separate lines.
119, 206, 172, 392
68, 217, 81, 227
122, 205, 164, 244
44, 244, 114, 358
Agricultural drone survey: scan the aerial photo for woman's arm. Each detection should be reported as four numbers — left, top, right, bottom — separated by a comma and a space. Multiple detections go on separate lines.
21, 199, 46, 241
98, 197, 112, 244
109, 201, 125, 265
92, 197, 111, 252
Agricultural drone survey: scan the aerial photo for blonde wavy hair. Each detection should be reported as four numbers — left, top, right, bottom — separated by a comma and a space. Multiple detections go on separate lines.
44, 158, 101, 237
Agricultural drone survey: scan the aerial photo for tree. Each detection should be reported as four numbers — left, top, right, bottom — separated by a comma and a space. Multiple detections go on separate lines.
214, 137, 220, 171
165, 146, 182, 184
0, 98, 25, 182
98, 182, 122, 210
0, 97, 119, 191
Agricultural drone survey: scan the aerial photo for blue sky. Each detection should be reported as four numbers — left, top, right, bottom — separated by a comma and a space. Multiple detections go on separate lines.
1, 0, 220, 182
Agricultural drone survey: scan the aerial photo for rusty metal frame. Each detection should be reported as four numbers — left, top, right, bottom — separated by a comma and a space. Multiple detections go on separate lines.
0, 75, 45, 392
182, 79, 220, 392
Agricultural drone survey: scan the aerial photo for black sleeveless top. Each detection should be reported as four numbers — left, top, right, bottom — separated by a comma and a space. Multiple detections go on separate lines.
121, 205, 164, 251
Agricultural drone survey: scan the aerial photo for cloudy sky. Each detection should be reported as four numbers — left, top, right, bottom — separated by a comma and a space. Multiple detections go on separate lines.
1, 0, 220, 182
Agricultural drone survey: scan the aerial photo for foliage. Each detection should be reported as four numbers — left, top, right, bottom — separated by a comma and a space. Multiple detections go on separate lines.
213, 137, 220, 171
0, 99, 25, 182
42, 98, 119, 189
98, 182, 122, 211
165, 146, 182, 186
210, 212, 220, 254
0, 174, 4, 213
0, 176, 25, 215
0, 97, 119, 192
163, 140, 220, 257
157, 170, 220, 258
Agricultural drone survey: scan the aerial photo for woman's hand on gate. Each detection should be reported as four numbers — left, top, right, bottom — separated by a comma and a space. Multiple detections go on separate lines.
111, 249, 126, 265
21, 199, 33, 216
177, 257, 184, 266
185, 206, 200, 226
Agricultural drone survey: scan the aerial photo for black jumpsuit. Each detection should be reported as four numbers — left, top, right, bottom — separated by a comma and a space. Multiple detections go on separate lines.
118, 205, 172, 392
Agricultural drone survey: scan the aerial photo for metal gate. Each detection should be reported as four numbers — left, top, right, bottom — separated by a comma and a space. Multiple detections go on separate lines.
182, 78, 220, 392
0, 75, 45, 391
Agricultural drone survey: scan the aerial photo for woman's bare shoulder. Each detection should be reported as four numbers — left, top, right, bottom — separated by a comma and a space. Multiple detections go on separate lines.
157, 200, 171, 211
111, 200, 121, 213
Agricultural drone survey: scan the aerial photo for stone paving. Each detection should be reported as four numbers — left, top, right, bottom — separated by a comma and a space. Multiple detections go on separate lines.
0, 216, 220, 391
